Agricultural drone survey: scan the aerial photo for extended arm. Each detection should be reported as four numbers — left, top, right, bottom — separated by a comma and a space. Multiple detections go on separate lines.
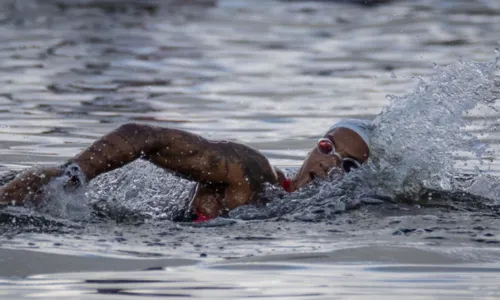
0, 123, 284, 216
1, 123, 225, 204
69, 122, 221, 182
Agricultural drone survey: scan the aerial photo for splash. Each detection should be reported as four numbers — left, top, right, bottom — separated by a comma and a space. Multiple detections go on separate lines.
34, 175, 91, 221
231, 56, 500, 221
369, 57, 500, 198
0, 161, 193, 223
2, 57, 500, 223
84, 160, 195, 222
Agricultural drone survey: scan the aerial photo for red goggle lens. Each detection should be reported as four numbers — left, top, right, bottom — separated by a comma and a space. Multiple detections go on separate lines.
317, 138, 334, 155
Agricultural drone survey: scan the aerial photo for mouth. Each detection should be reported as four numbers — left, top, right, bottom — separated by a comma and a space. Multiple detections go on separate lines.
309, 172, 316, 181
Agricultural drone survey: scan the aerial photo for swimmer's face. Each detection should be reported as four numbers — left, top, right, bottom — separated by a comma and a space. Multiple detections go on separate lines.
291, 127, 369, 191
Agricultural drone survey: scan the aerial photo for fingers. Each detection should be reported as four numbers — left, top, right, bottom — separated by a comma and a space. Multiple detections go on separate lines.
60, 163, 86, 191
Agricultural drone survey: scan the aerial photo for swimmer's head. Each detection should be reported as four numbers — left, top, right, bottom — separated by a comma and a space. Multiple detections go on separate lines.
291, 119, 372, 191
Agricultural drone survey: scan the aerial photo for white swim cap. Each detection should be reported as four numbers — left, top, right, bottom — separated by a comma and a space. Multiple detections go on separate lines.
327, 119, 372, 153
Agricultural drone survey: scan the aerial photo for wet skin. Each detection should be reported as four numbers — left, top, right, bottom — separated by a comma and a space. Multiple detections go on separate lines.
290, 127, 370, 192
0, 123, 288, 218
0, 124, 368, 219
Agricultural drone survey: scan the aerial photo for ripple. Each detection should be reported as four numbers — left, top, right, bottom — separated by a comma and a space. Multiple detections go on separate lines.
0, 2, 499, 298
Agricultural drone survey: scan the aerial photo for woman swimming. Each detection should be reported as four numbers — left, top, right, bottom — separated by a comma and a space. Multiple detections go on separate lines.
0, 119, 371, 221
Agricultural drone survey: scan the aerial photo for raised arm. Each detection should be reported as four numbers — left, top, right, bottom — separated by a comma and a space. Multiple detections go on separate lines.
71, 123, 276, 185
69, 122, 216, 182
1, 123, 284, 215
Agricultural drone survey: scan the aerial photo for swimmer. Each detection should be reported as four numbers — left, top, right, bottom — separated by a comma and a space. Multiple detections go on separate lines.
0, 119, 371, 221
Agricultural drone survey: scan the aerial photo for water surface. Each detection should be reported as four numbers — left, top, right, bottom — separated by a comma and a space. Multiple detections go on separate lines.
1, 0, 500, 298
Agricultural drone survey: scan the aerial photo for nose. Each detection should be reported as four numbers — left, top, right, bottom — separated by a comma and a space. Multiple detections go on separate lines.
291, 151, 339, 191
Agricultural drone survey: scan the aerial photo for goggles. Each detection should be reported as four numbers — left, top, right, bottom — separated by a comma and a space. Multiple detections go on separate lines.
316, 138, 361, 173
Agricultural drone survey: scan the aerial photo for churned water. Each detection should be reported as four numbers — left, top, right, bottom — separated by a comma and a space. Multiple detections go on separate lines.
1, 0, 500, 298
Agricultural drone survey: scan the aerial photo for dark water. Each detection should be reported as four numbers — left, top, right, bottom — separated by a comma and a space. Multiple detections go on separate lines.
2, 250, 500, 299
1, 0, 500, 298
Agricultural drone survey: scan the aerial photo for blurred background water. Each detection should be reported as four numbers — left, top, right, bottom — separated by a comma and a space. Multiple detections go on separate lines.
1, 0, 500, 298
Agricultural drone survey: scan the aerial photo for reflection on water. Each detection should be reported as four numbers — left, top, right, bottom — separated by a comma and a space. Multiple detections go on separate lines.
1, 259, 500, 299
1, 0, 500, 298
0, 0, 499, 169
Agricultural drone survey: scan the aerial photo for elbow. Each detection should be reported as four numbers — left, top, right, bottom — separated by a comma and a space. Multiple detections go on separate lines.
116, 122, 147, 134
115, 122, 159, 139
114, 122, 160, 155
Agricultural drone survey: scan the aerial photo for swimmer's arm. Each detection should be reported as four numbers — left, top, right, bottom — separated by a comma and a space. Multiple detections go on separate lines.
0, 123, 285, 206
0, 167, 63, 205
73, 123, 289, 217
71, 123, 283, 186
1, 123, 211, 205
70, 123, 232, 183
